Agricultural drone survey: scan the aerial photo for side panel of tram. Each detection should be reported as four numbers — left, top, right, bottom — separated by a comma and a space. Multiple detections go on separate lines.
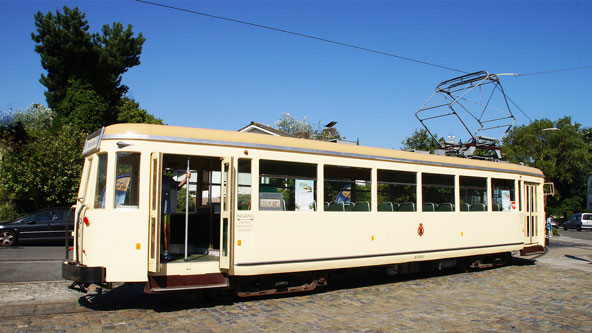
68, 135, 545, 284
227, 150, 545, 276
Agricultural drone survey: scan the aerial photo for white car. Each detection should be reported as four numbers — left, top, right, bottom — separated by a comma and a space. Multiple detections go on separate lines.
563, 213, 592, 231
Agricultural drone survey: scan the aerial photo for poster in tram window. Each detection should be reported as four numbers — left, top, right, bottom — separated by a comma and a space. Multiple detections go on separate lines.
501, 190, 511, 211
295, 179, 315, 211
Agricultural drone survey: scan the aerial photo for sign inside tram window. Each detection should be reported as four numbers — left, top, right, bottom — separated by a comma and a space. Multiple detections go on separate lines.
259, 192, 284, 211
295, 179, 315, 211
501, 190, 511, 211
82, 127, 104, 156
115, 175, 131, 206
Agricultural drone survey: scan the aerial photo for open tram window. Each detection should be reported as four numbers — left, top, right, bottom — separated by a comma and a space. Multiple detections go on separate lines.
115, 152, 140, 207
377, 169, 416, 212
259, 160, 317, 211
238, 159, 251, 210
492, 178, 516, 212
324, 165, 371, 212
94, 153, 108, 209
422, 173, 455, 212
459, 176, 488, 212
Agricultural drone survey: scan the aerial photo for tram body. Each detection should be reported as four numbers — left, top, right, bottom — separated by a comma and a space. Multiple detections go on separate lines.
63, 123, 546, 294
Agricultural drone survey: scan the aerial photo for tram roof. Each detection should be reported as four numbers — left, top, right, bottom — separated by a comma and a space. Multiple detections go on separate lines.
101, 123, 544, 178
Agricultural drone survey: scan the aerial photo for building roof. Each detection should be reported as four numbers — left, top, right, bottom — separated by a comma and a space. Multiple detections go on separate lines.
237, 121, 294, 137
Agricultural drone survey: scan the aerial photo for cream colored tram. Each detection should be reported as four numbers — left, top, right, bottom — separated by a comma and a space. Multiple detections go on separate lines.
63, 123, 546, 295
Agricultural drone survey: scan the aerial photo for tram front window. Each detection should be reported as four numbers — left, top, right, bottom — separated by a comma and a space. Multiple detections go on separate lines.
115, 152, 140, 207
94, 153, 108, 209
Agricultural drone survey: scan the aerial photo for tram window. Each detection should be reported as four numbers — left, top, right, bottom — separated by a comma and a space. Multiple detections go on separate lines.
324, 165, 371, 211
94, 153, 108, 209
492, 178, 516, 212
459, 176, 487, 212
377, 169, 416, 212
115, 152, 140, 207
422, 173, 455, 212
259, 160, 317, 211
201, 171, 221, 213
238, 159, 251, 210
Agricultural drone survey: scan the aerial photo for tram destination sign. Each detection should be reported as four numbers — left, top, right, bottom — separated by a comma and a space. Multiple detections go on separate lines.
82, 127, 105, 156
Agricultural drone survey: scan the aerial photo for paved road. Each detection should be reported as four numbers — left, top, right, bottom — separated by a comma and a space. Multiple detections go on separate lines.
556, 228, 592, 241
0, 236, 591, 331
0, 245, 65, 283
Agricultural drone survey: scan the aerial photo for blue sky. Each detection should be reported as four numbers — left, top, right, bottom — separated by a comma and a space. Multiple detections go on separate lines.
1, 0, 590, 149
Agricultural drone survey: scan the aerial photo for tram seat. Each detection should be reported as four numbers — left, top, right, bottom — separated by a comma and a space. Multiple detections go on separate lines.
470, 203, 486, 211
378, 202, 393, 211
399, 202, 415, 212
329, 202, 345, 211
437, 203, 454, 212
492, 203, 501, 211
354, 201, 370, 211
423, 202, 436, 212
392, 203, 401, 211
324, 202, 330, 211
460, 203, 470, 211
345, 203, 356, 211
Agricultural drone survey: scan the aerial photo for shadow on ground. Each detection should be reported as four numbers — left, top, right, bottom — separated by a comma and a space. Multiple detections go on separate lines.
78, 256, 537, 312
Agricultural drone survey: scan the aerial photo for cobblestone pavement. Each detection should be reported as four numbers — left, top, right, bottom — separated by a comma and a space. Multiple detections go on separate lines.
1, 236, 591, 332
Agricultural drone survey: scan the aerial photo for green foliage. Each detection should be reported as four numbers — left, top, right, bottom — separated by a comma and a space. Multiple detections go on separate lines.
0, 106, 85, 218
56, 79, 109, 133
273, 113, 341, 141
501, 116, 592, 215
401, 128, 441, 152
32, 6, 145, 130
117, 98, 163, 124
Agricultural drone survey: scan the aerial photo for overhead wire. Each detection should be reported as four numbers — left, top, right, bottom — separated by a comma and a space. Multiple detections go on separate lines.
135, 0, 592, 125
134, 0, 467, 74
515, 66, 592, 77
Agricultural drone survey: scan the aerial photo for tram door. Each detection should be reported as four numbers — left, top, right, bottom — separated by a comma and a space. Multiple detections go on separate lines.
524, 183, 538, 244
220, 157, 234, 270
148, 153, 162, 272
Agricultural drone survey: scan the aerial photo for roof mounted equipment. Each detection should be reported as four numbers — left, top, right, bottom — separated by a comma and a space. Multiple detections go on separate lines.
415, 71, 516, 159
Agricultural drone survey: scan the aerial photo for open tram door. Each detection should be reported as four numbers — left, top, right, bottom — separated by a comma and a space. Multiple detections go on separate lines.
220, 157, 234, 271
148, 153, 162, 272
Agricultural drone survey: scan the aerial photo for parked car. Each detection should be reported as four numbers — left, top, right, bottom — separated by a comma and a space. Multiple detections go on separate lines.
563, 213, 592, 231
0, 208, 74, 247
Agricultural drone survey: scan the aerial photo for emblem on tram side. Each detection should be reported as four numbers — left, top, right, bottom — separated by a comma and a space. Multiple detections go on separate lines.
417, 223, 424, 237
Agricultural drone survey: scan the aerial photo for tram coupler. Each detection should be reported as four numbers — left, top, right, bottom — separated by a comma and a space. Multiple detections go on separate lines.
68, 282, 89, 293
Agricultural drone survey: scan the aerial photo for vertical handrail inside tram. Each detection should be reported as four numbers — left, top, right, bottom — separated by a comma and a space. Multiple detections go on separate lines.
184, 158, 190, 261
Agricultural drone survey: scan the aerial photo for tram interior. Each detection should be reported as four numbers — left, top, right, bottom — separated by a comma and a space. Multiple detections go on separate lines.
162, 154, 221, 262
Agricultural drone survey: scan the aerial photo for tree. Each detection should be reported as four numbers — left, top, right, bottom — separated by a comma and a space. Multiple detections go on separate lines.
401, 128, 441, 153
501, 116, 592, 216
31, 6, 145, 130
274, 113, 341, 141
0, 106, 86, 218
117, 98, 163, 124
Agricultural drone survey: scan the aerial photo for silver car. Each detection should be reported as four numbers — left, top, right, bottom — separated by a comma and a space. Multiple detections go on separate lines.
563, 213, 592, 231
